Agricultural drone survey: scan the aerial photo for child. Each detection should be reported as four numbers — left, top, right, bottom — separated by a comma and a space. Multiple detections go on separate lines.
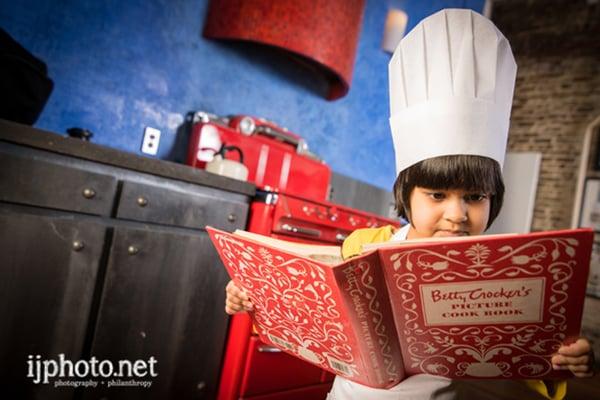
225, 8, 595, 400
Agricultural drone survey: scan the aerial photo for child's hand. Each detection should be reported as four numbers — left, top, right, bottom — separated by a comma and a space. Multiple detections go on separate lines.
552, 338, 596, 378
225, 280, 254, 315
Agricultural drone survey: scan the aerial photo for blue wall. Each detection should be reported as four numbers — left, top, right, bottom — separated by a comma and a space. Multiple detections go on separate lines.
0, 0, 484, 190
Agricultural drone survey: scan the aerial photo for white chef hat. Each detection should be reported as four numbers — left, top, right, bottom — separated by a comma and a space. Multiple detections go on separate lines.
389, 8, 517, 176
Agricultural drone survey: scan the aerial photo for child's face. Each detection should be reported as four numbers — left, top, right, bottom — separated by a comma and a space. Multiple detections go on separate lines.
406, 187, 490, 239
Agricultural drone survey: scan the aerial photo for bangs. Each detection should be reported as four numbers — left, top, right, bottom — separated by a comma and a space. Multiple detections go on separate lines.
393, 155, 505, 228
404, 155, 501, 195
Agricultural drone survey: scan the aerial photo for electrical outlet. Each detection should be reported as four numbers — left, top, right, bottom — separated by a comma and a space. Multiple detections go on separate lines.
141, 127, 161, 155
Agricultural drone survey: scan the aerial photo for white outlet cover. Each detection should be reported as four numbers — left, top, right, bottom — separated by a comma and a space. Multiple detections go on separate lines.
142, 127, 161, 155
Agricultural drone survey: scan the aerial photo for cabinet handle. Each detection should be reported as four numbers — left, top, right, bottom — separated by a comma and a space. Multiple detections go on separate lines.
72, 240, 85, 251
257, 345, 282, 353
82, 188, 96, 199
227, 213, 237, 223
137, 197, 148, 207
128, 245, 139, 255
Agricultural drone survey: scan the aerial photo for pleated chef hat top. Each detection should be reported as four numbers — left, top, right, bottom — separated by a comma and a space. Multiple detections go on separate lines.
389, 9, 517, 176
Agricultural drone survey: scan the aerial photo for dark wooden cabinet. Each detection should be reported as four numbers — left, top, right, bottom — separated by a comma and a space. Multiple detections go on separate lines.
85, 226, 231, 399
0, 120, 255, 400
0, 151, 118, 216
0, 209, 107, 400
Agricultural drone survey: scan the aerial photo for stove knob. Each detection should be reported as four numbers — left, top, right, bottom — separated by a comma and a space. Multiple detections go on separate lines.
239, 117, 256, 135
328, 207, 339, 221
303, 204, 319, 216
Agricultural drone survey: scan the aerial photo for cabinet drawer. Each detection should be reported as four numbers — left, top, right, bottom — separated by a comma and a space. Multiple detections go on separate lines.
240, 337, 324, 397
116, 180, 248, 230
0, 152, 117, 216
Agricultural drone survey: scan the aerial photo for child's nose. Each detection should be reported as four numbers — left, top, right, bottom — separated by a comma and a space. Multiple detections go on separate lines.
444, 198, 468, 223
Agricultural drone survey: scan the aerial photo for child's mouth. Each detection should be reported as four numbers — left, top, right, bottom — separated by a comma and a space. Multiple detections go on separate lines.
435, 230, 468, 237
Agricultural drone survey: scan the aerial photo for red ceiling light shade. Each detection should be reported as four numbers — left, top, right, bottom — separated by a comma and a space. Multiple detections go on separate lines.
203, 0, 366, 100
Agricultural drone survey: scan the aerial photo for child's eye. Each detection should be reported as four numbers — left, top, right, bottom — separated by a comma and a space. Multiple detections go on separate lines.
466, 193, 488, 202
428, 192, 446, 200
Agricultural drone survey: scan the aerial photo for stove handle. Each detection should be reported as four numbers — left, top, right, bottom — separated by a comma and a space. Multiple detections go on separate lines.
257, 345, 282, 353
255, 125, 299, 148
281, 223, 321, 237
255, 125, 321, 161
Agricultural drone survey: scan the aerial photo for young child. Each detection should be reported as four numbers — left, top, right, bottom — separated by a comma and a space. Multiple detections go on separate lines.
225, 8, 595, 400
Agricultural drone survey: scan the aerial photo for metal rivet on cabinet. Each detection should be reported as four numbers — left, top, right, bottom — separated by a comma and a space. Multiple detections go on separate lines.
128, 245, 139, 255
72, 240, 85, 251
137, 197, 148, 207
227, 213, 236, 223
82, 188, 96, 199
197, 382, 206, 391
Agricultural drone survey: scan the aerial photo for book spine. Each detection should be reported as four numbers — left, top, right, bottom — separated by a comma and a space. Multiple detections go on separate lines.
334, 252, 405, 387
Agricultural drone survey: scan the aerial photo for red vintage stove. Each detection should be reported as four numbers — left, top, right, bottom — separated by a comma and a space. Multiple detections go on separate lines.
187, 112, 330, 203
187, 112, 400, 400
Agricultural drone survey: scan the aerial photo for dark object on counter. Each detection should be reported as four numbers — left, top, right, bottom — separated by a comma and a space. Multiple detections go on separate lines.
216, 143, 245, 164
0, 28, 53, 125
66, 127, 94, 141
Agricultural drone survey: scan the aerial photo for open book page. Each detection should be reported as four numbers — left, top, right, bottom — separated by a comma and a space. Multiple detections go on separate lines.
208, 226, 396, 387
361, 232, 516, 252
234, 229, 343, 265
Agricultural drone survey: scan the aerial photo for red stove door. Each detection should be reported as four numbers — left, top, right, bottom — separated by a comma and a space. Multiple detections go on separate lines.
239, 336, 325, 397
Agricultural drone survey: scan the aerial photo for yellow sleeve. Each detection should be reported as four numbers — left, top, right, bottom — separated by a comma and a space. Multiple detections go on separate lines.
341, 225, 396, 260
524, 380, 567, 399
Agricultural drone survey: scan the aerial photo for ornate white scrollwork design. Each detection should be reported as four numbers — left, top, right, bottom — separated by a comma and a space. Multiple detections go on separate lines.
215, 233, 356, 373
389, 237, 579, 378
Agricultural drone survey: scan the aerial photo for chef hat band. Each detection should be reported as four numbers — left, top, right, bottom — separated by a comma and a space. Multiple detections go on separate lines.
389, 9, 517, 176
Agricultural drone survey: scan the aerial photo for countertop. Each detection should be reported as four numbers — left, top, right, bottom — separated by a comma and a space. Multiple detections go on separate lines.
0, 119, 256, 196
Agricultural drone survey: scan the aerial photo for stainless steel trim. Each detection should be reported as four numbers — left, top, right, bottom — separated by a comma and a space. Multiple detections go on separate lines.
281, 223, 321, 237
264, 192, 278, 205
257, 345, 283, 353
255, 125, 299, 148
255, 126, 322, 161
335, 233, 348, 242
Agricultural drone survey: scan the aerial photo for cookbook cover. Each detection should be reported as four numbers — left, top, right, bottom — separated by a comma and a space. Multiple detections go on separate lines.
379, 228, 592, 380
207, 226, 389, 387
207, 226, 593, 388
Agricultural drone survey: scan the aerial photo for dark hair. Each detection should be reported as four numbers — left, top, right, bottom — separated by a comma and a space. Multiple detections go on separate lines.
393, 155, 505, 229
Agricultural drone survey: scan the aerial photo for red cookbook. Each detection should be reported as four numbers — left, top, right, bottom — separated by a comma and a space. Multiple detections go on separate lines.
207, 226, 593, 388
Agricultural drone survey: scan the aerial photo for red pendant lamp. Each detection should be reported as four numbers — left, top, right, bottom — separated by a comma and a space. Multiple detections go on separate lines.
203, 0, 366, 100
